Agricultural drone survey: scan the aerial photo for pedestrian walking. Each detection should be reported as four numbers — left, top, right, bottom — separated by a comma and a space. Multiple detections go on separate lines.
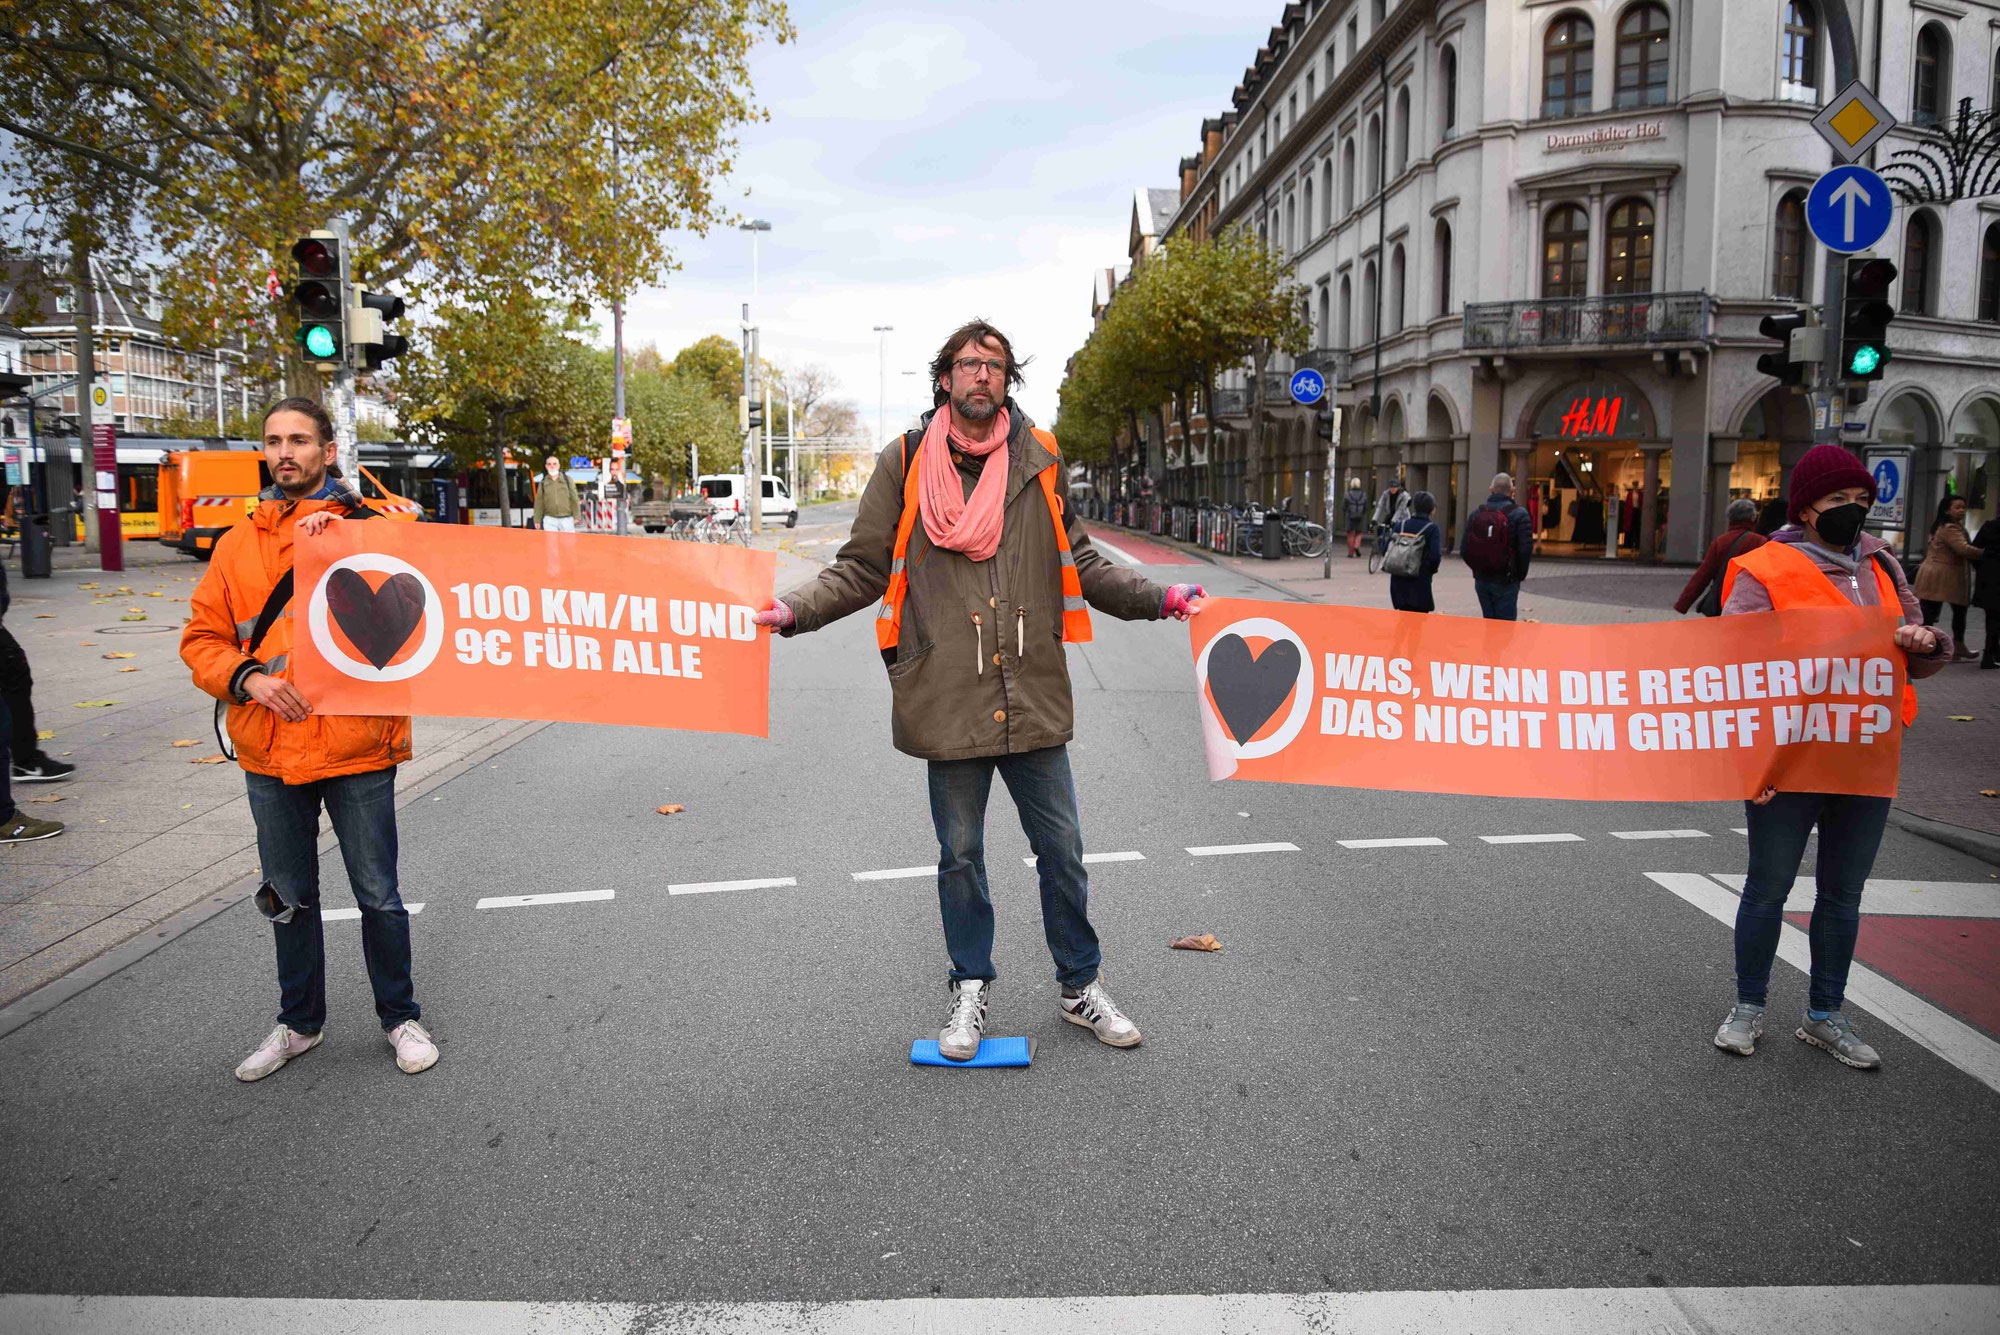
533, 455, 581, 534
1912, 494, 1983, 660
2, 558, 77, 787
1384, 491, 1442, 613
1342, 478, 1369, 558
1461, 473, 1533, 620
1674, 498, 1767, 616
0, 561, 65, 845
752, 320, 1202, 1061
1971, 514, 2000, 669
1711, 444, 1954, 1071
181, 397, 438, 1082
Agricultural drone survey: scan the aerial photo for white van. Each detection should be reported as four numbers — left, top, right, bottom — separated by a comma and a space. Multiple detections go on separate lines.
698, 473, 798, 527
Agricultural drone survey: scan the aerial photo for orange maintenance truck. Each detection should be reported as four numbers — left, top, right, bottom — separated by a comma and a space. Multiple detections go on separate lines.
159, 450, 423, 557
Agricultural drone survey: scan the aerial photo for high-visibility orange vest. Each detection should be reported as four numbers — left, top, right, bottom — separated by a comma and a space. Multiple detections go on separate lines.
875, 427, 1092, 652
1721, 541, 1919, 726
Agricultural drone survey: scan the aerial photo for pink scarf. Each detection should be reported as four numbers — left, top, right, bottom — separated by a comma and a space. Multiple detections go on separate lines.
917, 407, 1010, 563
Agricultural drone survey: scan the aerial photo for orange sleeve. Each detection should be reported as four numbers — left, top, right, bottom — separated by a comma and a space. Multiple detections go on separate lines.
180, 529, 255, 701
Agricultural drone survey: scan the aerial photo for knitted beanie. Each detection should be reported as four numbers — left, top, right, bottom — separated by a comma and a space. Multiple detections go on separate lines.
1787, 444, 1875, 524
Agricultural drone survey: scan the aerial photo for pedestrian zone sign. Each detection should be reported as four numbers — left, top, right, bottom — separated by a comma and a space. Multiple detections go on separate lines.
1867, 453, 1905, 529
1289, 368, 1325, 405
1805, 165, 1892, 254
1811, 82, 1897, 163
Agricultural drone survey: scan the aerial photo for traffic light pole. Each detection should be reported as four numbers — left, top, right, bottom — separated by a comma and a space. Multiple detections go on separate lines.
329, 219, 360, 483
1817, 1, 1860, 448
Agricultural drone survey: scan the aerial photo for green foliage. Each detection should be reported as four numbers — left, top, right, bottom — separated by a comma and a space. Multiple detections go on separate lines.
670, 335, 746, 406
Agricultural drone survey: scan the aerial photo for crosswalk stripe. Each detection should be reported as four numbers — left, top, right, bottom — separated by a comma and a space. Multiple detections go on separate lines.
1338, 837, 1447, 849
1021, 851, 1146, 865
321, 903, 425, 921
1611, 828, 1709, 840
1186, 842, 1299, 856
852, 866, 933, 881
1479, 833, 1585, 844
668, 877, 797, 896
475, 890, 613, 910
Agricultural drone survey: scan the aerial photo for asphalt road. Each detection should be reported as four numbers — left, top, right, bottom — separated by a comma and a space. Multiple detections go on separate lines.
2, 536, 1995, 1312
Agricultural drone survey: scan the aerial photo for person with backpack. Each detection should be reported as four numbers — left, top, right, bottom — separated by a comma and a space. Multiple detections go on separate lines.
1674, 498, 1767, 616
1460, 473, 1533, 619
181, 397, 439, 1083
1384, 491, 1442, 613
1342, 479, 1370, 558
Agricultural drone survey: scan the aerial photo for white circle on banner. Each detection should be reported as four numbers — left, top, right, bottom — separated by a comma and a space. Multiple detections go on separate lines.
305, 553, 444, 682
1194, 616, 1315, 760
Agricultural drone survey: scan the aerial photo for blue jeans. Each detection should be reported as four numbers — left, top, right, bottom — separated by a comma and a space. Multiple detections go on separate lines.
927, 744, 1101, 988
1473, 577, 1519, 621
246, 766, 418, 1033
1734, 790, 1890, 1012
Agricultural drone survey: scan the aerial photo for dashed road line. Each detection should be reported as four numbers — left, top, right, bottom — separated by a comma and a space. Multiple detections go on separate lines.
668, 877, 798, 897
852, 866, 934, 882
1186, 842, 1300, 857
1479, 833, 1585, 845
323, 903, 426, 922
1021, 851, 1146, 865
1338, 836, 1448, 849
1611, 829, 1710, 840
476, 890, 614, 910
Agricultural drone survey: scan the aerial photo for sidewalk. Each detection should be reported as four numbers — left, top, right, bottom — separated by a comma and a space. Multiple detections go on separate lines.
0, 542, 536, 1009
1089, 522, 1999, 846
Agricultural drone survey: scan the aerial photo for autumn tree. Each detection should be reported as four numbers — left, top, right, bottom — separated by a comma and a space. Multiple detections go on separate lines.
668, 334, 746, 406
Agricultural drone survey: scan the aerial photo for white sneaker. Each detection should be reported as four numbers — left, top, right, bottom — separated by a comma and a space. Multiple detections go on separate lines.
1061, 979, 1142, 1048
387, 1019, 438, 1074
938, 980, 989, 1061
235, 1025, 321, 1081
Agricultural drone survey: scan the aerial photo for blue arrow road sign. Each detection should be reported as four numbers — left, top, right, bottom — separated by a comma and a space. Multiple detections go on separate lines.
1806, 165, 1893, 254
1289, 368, 1326, 405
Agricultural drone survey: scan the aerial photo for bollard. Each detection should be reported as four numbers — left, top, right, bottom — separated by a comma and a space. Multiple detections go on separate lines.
20, 518, 51, 578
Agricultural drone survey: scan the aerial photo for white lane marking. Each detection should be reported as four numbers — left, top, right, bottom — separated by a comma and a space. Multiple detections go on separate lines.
1611, 828, 1710, 840
321, 903, 425, 922
1086, 532, 1142, 566
4, 1285, 1992, 1334
1706, 873, 2000, 920
1732, 827, 1750, 835
668, 877, 797, 896
1021, 851, 1147, 865
1479, 833, 1585, 845
475, 890, 613, 910
1186, 842, 1300, 857
1337, 837, 1448, 849
851, 866, 934, 882
1646, 872, 2000, 1096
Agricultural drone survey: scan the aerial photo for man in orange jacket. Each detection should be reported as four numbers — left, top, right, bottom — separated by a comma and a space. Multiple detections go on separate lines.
181, 398, 438, 1081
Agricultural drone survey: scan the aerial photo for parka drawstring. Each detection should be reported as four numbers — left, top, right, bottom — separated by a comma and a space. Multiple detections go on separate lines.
973, 612, 984, 676
1017, 608, 1025, 659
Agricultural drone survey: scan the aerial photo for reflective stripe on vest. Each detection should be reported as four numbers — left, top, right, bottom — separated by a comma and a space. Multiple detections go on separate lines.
874, 428, 1094, 652
1722, 542, 1918, 726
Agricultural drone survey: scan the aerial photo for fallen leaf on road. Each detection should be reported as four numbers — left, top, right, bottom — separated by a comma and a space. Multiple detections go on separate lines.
119, 614, 147, 622
170, 739, 199, 747
102, 652, 135, 659
37, 730, 54, 740
34, 614, 52, 618
78, 582, 98, 589
78, 642, 94, 646
655, 804, 686, 814
114, 587, 134, 594
72, 700, 118, 708
1170, 933, 1224, 952
25, 795, 64, 804
144, 591, 163, 598
119, 666, 139, 672
1947, 715, 1974, 722
190, 754, 228, 764
1982, 790, 1998, 799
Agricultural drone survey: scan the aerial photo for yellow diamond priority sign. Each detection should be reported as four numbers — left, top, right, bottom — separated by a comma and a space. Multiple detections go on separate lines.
1812, 81, 1897, 163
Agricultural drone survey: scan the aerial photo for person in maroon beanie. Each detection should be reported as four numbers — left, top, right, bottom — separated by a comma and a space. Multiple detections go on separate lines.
1709, 444, 1952, 1072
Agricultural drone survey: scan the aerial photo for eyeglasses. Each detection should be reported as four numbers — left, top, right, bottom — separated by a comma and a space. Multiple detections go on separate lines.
952, 357, 1007, 379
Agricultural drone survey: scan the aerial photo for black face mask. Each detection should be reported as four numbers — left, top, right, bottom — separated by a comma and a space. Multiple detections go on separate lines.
1811, 502, 1868, 549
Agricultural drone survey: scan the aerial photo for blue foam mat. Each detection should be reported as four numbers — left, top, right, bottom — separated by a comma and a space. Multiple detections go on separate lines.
909, 1036, 1033, 1067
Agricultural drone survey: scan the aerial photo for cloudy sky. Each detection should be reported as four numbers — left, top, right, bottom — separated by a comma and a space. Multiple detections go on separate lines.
613, 0, 1276, 435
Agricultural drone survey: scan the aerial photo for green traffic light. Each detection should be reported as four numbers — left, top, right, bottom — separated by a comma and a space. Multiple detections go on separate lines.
303, 324, 339, 360
1848, 344, 1882, 376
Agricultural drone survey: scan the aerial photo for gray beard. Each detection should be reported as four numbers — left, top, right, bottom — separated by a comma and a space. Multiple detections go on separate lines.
952, 394, 999, 423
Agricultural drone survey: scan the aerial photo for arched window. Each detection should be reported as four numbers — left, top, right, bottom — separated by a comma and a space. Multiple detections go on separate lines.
1435, 219, 1453, 315
1361, 261, 1378, 343
1543, 14, 1594, 119
1320, 160, 1334, 232
1914, 24, 1949, 126
1393, 86, 1411, 175
1772, 190, 1810, 299
1615, 4, 1670, 108
1441, 46, 1459, 133
1389, 244, 1407, 335
1605, 197, 1655, 293
1318, 285, 1332, 347
1902, 211, 1936, 314
1339, 274, 1353, 347
1284, 193, 1297, 253
1342, 139, 1357, 214
1543, 204, 1589, 298
1781, 2, 1818, 90
1301, 182, 1313, 246
1981, 223, 2000, 322
1365, 115, 1382, 194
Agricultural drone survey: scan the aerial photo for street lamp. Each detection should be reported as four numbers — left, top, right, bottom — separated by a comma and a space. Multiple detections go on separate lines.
873, 325, 893, 445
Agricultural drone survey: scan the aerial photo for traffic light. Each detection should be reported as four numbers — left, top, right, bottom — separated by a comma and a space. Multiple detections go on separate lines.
1755, 310, 1813, 388
1841, 255, 1897, 382
748, 401, 765, 430
350, 286, 409, 372
289, 232, 344, 369
1315, 409, 1336, 441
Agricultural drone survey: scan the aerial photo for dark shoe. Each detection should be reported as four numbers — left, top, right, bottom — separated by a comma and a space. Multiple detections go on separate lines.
0, 813, 65, 843
10, 758, 76, 783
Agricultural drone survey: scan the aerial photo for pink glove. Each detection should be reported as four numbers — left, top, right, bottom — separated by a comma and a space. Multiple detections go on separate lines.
751, 600, 795, 629
1162, 584, 1205, 621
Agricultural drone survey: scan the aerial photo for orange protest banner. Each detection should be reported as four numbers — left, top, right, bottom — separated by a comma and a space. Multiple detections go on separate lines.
1190, 598, 1906, 801
294, 523, 773, 736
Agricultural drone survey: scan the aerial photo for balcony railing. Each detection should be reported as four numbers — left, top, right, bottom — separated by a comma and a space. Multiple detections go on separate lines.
1462, 291, 1711, 351
1212, 387, 1251, 418
1297, 347, 1351, 383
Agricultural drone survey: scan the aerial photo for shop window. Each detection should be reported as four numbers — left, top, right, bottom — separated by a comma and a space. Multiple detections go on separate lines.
1901, 210, 1936, 315
1615, 4, 1670, 109
1772, 190, 1810, 300
1914, 23, 1949, 127
1979, 222, 2000, 322
1543, 14, 1594, 119
1435, 219, 1453, 315
1442, 46, 1459, 134
1781, 1, 1818, 95
1542, 204, 1589, 298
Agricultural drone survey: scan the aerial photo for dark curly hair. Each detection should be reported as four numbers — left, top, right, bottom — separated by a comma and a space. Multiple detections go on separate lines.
262, 396, 335, 444
929, 320, 1029, 407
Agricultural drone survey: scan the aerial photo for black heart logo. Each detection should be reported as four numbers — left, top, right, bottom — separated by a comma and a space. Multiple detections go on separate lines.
1207, 634, 1302, 744
327, 569, 427, 670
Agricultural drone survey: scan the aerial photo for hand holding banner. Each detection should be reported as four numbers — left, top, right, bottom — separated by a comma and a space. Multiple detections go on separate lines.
1190, 599, 1906, 801
295, 523, 773, 736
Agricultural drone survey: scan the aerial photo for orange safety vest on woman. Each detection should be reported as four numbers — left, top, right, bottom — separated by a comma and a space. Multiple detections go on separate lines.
875, 427, 1091, 652
1721, 541, 1919, 726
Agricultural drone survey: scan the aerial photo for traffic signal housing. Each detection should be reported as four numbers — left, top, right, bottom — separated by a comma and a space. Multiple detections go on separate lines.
1755, 310, 1814, 388
1841, 255, 1897, 382
350, 286, 409, 372
289, 233, 345, 370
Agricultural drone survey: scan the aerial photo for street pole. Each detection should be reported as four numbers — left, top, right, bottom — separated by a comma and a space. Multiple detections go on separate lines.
328, 218, 359, 486
614, 295, 628, 535
873, 325, 893, 445
740, 220, 771, 534
741, 304, 756, 532
1817, 0, 1860, 449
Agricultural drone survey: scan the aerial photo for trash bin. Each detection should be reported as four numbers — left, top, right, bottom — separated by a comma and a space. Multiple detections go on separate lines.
19, 518, 51, 578
1262, 512, 1284, 560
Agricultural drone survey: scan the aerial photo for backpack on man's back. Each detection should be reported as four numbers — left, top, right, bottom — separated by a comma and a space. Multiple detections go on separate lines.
1462, 503, 1519, 579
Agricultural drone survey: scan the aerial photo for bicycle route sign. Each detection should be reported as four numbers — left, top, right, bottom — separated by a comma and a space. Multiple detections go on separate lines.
1289, 368, 1326, 406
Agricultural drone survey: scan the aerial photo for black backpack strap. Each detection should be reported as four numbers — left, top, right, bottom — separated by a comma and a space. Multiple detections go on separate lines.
245, 570, 294, 656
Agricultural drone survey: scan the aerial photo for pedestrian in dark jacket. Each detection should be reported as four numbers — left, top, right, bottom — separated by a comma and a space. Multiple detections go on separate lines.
1970, 516, 2000, 669
1388, 492, 1442, 613
1675, 498, 1767, 615
0, 560, 68, 845
1461, 473, 1533, 620
1342, 480, 1369, 557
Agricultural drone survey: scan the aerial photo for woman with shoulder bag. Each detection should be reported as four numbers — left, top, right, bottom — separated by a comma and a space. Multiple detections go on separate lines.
1675, 498, 1767, 616
1912, 494, 1984, 660
1385, 492, 1442, 613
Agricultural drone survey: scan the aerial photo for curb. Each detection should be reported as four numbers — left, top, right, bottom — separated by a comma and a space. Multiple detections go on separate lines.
0, 718, 552, 1044
1886, 807, 2000, 869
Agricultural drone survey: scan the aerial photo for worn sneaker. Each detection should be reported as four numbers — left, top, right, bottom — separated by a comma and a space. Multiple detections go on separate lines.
1713, 1003, 1766, 1056
11, 758, 76, 783
0, 812, 64, 844
938, 979, 989, 1061
1796, 1012, 1882, 1070
387, 1019, 439, 1074
1060, 979, 1142, 1048
234, 1025, 321, 1082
